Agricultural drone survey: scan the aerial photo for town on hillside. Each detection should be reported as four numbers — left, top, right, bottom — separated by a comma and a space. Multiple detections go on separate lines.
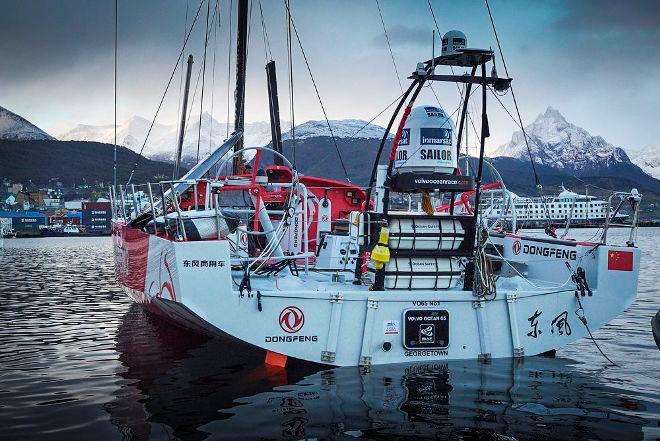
0, 178, 111, 237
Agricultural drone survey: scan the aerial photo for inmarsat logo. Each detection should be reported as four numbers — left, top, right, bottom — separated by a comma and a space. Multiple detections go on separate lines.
512, 240, 521, 255
279, 306, 305, 333
399, 128, 410, 146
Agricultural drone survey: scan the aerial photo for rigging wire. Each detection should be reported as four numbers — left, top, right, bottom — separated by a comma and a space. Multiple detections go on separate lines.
427, 0, 481, 173
209, 0, 220, 156
283, 0, 351, 183
175, 0, 190, 156
285, 0, 296, 167
126, 0, 206, 185
467, 98, 482, 155
427, 0, 465, 100
568, 265, 618, 367
375, 0, 403, 94
183, 4, 221, 142
246, 0, 253, 71
427, 83, 444, 111
258, 0, 273, 61
226, 0, 233, 138
484, 0, 554, 228
464, 104, 470, 178
113, 0, 117, 188
488, 88, 615, 195
484, 3, 544, 188
425, 1, 476, 161
428, 0, 551, 227
349, 90, 408, 138
196, 0, 212, 164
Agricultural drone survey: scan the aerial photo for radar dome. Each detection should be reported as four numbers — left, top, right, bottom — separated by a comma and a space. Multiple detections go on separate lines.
441, 30, 467, 56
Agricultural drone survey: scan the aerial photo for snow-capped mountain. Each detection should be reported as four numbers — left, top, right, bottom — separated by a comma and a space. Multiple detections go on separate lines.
283, 119, 390, 140
59, 114, 389, 163
492, 107, 631, 175
628, 146, 660, 179
59, 113, 283, 163
0, 106, 54, 141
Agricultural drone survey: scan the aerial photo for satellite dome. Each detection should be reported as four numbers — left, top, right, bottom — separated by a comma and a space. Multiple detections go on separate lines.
441, 30, 467, 56
393, 105, 457, 175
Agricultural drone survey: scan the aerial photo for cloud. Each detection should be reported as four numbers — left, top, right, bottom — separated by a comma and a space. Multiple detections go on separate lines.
0, 0, 188, 83
556, 0, 660, 31
372, 24, 431, 48
553, 0, 660, 67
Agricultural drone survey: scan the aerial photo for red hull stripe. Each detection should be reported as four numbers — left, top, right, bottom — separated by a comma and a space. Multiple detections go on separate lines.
113, 222, 150, 292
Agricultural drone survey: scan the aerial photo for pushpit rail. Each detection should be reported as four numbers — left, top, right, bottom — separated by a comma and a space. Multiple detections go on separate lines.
109, 175, 313, 272
602, 190, 642, 246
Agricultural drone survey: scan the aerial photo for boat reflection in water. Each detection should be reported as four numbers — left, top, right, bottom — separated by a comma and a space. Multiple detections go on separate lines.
107, 305, 648, 440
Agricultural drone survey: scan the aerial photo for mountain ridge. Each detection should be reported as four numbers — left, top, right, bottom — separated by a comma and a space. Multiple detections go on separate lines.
0, 139, 179, 185
4, 104, 659, 207
0, 106, 55, 141
492, 106, 632, 175
58, 113, 391, 164
628, 146, 660, 179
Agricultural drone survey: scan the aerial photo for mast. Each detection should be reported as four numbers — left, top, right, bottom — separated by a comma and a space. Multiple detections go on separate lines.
113, 0, 118, 188
232, 0, 249, 173
266, 60, 284, 165
174, 54, 194, 180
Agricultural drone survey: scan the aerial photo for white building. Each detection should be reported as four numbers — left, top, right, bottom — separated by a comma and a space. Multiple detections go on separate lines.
483, 187, 626, 225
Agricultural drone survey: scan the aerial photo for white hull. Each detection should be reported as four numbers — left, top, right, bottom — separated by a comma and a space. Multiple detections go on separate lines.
113, 224, 639, 366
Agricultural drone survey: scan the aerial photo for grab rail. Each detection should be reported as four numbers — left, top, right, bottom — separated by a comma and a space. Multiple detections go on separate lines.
602, 190, 641, 246
109, 176, 312, 273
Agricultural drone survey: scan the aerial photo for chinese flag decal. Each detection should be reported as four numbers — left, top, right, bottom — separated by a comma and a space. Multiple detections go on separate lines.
608, 250, 633, 271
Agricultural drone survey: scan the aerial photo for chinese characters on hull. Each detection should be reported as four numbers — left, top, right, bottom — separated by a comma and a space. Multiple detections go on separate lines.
183, 259, 226, 268
526, 309, 571, 339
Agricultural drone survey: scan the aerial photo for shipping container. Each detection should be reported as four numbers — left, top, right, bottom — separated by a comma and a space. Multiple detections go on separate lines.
82, 202, 112, 234
0, 211, 47, 237
63, 212, 83, 225
82, 201, 111, 211
82, 202, 111, 226
83, 210, 111, 224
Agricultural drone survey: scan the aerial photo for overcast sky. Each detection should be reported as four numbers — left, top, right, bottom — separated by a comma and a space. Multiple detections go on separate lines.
1, 0, 658, 152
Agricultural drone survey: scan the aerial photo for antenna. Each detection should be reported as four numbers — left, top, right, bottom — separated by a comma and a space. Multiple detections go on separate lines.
174, 55, 194, 180
431, 30, 435, 74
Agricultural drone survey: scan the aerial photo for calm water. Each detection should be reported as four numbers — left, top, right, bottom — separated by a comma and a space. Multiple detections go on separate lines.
1, 230, 658, 440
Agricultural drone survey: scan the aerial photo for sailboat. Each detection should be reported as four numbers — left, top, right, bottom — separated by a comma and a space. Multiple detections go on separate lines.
111, 1, 642, 367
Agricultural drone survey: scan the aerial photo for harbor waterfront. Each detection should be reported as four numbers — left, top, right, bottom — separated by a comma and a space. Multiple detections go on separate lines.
2, 0, 659, 439
1, 228, 658, 440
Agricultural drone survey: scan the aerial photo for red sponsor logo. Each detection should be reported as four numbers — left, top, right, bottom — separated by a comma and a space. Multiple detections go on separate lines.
148, 250, 177, 301
608, 250, 633, 271
512, 240, 521, 255
279, 306, 305, 333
